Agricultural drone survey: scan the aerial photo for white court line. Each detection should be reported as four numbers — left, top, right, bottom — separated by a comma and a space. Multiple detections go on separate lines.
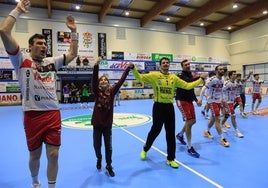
121, 127, 224, 188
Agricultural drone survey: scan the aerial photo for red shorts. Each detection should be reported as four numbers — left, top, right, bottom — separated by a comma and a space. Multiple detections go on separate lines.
234, 96, 242, 103
208, 102, 222, 117
24, 110, 61, 151
222, 102, 235, 115
252, 93, 262, 100
176, 100, 196, 121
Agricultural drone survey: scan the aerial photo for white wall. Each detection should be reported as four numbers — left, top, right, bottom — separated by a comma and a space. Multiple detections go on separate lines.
229, 19, 268, 73
0, 4, 230, 66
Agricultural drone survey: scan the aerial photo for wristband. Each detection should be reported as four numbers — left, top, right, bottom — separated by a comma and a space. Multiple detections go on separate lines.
71, 32, 79, 41
9, 9, 22, 20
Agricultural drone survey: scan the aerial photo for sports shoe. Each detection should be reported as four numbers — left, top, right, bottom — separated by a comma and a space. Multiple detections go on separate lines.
221, 127, 227, 133
220, 138, 230, 147
187, 146, 200, 158
166, 160, 179, 168
236, 131, 244, 138
205, 114, 210, 120
140, 149, 147, 160
204, 130, 214, 139
253, 111, 259, 115
223, 122, 231, 128
176, 134, 186, 145
96, 159, 101, 170
105, 165, 115, 177
31, 181, 41, 188
240, 112, 248, 118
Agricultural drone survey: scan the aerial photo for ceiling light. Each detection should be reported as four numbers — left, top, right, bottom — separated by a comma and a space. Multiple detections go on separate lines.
75, 5, 81, 10
200, 22, 204, 26
228, 26, 232, 30
232, 3, 238, 9
263, 10, 268, 14
166, 17, 170, 21
125, 11, 129, 16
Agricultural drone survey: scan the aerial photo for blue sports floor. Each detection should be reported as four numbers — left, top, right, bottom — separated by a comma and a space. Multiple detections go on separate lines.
0, 95, 268, 188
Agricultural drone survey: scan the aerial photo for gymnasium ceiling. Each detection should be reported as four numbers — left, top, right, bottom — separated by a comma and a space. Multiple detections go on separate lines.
1, 0, 268, 34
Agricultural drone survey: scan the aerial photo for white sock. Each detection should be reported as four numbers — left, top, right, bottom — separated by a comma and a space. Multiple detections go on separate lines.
48, 181, 56, 188
32, 176, 39, 184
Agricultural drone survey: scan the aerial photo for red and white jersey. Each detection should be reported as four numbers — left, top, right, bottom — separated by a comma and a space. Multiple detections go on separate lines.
222, 80, 237, 103
199, 84, 208, 101
250, 76, 265, 94
9, 50, 64, 111
205, 76, 224, 103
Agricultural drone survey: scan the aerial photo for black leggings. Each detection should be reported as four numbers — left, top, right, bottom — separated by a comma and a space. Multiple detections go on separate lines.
143, 102, 176, 160
93, 126, 112, 165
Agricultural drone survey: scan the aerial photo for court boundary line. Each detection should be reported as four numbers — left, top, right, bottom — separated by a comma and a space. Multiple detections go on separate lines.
121, 127, 224, 188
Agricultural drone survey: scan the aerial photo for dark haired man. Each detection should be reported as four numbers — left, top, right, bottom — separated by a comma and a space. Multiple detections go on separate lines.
221, 71, 244, 138
129, 57, 207, 168
234, 71, 253, 117
203, 66, 230, 147
175, 59, 202, 158
0, 0, 78, 187
250, 73, 266, 114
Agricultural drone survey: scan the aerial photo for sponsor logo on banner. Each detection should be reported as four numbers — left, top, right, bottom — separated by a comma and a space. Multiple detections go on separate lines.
0, 93, 21, 105
152, 53, 173, 62
42, 29, 53, 57
112, 51, 124, 60
98, 33, 107, 58
0, 70, 13, 80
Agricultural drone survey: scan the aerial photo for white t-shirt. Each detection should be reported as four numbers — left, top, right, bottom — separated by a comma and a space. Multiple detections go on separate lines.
9, 50, 64, 111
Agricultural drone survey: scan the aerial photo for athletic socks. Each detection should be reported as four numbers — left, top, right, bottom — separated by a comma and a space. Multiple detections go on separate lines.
31, 175, 39, 184
48, 181, 56, 188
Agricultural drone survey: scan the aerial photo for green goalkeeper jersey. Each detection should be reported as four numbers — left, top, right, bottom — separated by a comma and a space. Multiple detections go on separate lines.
131, 67, 203, 103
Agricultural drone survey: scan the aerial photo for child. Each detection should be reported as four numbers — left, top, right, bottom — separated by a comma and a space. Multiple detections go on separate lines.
91, 57, 131, 177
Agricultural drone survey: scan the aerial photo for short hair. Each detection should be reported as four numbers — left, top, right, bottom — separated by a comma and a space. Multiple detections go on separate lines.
236, 73, 241, 77
180, 59, 188, 67
159, 57, 170, 65
254, 74, 259, 77
209, 71, 216, 77
228, 70, 236, 78
223, 66, 228, 73
28, 34, 46, 45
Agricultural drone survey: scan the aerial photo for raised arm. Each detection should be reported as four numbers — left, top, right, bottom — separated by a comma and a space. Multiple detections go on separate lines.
91, 57, 102, 94
65, 14, 78, 64
0, 0, 30, 53
242, 71, 253, 82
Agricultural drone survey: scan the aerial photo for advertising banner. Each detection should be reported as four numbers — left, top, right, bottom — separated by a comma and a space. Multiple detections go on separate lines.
0, 93, 21, 105
98, 33, 107, 58
42, 29, 53, 57
152, 53, 173, 62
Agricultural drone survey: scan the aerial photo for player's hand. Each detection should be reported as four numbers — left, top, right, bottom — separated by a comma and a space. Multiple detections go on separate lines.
16, 0, 30, 13
200, 72, 208, 79
66, 14, 77, 32
96, 56, 103, 65
128, 62, 135, 69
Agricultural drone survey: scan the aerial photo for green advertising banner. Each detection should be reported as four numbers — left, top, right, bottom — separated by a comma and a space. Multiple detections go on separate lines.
152, 53, 173, 62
